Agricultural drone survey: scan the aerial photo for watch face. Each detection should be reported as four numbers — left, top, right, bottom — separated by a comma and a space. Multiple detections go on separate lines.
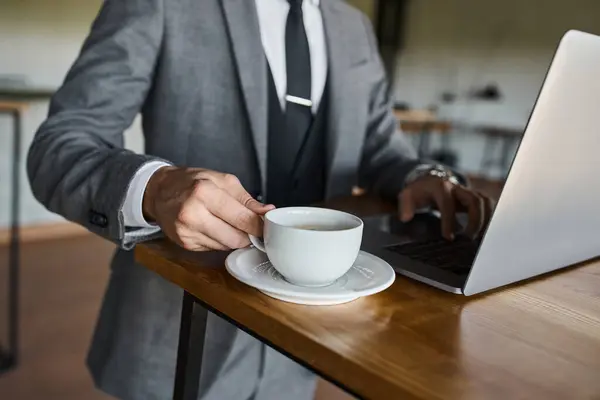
429, 166, 456, 182
431, 170, 446, 179
406, 164, 455, 186
429, 166, 444, 176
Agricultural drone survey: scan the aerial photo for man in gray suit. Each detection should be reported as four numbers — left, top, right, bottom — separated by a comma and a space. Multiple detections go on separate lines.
27, 0, 493, 399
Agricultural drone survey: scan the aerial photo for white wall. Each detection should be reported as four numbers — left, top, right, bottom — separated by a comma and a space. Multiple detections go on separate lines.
0, 0, 145, 227
392, 0, 600, 173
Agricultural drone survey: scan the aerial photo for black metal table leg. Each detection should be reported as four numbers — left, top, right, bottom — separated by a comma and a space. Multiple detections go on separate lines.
173, 291, 208, 400
479, 134, 498, 175
416, 122, 433, 158
499, 135, 516, 177
173, 293, 365, 400
479, 132, 518, 178
1, 109, 20, 374
9, 109, 20, 369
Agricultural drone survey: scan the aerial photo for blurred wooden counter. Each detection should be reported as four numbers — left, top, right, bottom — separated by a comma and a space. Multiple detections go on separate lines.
394, 109, 452, 158
0, 102, 27, 113
135, 196, 600, 400
394, 109, 452, 133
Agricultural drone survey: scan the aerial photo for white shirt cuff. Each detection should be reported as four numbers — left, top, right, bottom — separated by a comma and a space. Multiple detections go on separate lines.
122, 161, 171, 228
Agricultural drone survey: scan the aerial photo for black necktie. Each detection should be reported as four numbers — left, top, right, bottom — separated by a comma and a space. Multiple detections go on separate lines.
284, 0, 313, 170
266, 0, 314, 207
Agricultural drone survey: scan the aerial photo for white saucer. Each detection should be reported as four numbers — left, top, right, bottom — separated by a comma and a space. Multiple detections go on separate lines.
225, 247, 396, 305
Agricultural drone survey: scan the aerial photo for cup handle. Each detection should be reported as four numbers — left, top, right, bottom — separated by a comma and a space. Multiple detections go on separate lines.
248, 216, 266, 253
248, 234, 266, 253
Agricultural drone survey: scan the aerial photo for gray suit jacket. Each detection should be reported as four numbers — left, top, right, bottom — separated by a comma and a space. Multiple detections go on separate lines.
27, 0, 422, 399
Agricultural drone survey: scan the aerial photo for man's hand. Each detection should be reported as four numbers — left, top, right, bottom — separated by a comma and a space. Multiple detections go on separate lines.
142, 167, 274, 251
398, 176, 495, 241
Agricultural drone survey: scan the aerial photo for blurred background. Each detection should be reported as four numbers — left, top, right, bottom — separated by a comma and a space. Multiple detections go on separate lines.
0, 0, 598, 399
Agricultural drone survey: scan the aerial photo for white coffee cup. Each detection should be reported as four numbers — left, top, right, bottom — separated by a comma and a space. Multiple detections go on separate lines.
248, 207, 364, 287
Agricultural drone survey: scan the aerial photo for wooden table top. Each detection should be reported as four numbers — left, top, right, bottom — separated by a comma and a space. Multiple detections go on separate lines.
394, 109, 452, 134
135, 196, 600, 400
0, 101, 28, 113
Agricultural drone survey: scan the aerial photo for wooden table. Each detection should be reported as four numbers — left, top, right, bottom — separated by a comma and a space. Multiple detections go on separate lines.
0, 89, 55, 375
0, 101, 28, 112
394, 110, 453, 159
135, 196, 600, 400
0, 101, 28, 374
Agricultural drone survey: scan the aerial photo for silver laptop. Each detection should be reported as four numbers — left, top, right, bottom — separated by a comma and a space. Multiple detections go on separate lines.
362, 30, 600, 296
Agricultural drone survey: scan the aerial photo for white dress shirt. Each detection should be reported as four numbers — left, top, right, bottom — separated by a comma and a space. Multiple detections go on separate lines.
122, 0, 328, 228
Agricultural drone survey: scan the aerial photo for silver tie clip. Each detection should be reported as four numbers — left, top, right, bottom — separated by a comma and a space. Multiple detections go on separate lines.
285, 95, 313, 108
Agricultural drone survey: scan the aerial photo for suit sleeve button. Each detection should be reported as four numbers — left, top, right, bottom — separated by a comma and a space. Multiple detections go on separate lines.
89, 211, 108, 228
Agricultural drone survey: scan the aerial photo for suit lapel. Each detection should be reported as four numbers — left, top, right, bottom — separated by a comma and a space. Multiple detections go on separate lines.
221, 0, 268, 192
321, 1, 370, 196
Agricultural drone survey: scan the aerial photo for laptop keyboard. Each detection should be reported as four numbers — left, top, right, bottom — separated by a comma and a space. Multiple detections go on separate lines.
385, 236, 481, 275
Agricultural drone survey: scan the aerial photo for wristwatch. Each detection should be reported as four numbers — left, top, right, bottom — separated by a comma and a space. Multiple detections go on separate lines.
404, 164, 461, 186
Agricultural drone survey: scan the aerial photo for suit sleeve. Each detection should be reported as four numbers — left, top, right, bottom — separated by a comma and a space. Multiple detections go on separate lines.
357, 14, 468, 201
27, 0, 166, 249
356, 13, 424, 201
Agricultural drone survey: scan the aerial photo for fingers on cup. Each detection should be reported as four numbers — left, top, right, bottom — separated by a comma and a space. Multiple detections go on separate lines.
171, 222, 226, 251
197, 211, 252, 249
